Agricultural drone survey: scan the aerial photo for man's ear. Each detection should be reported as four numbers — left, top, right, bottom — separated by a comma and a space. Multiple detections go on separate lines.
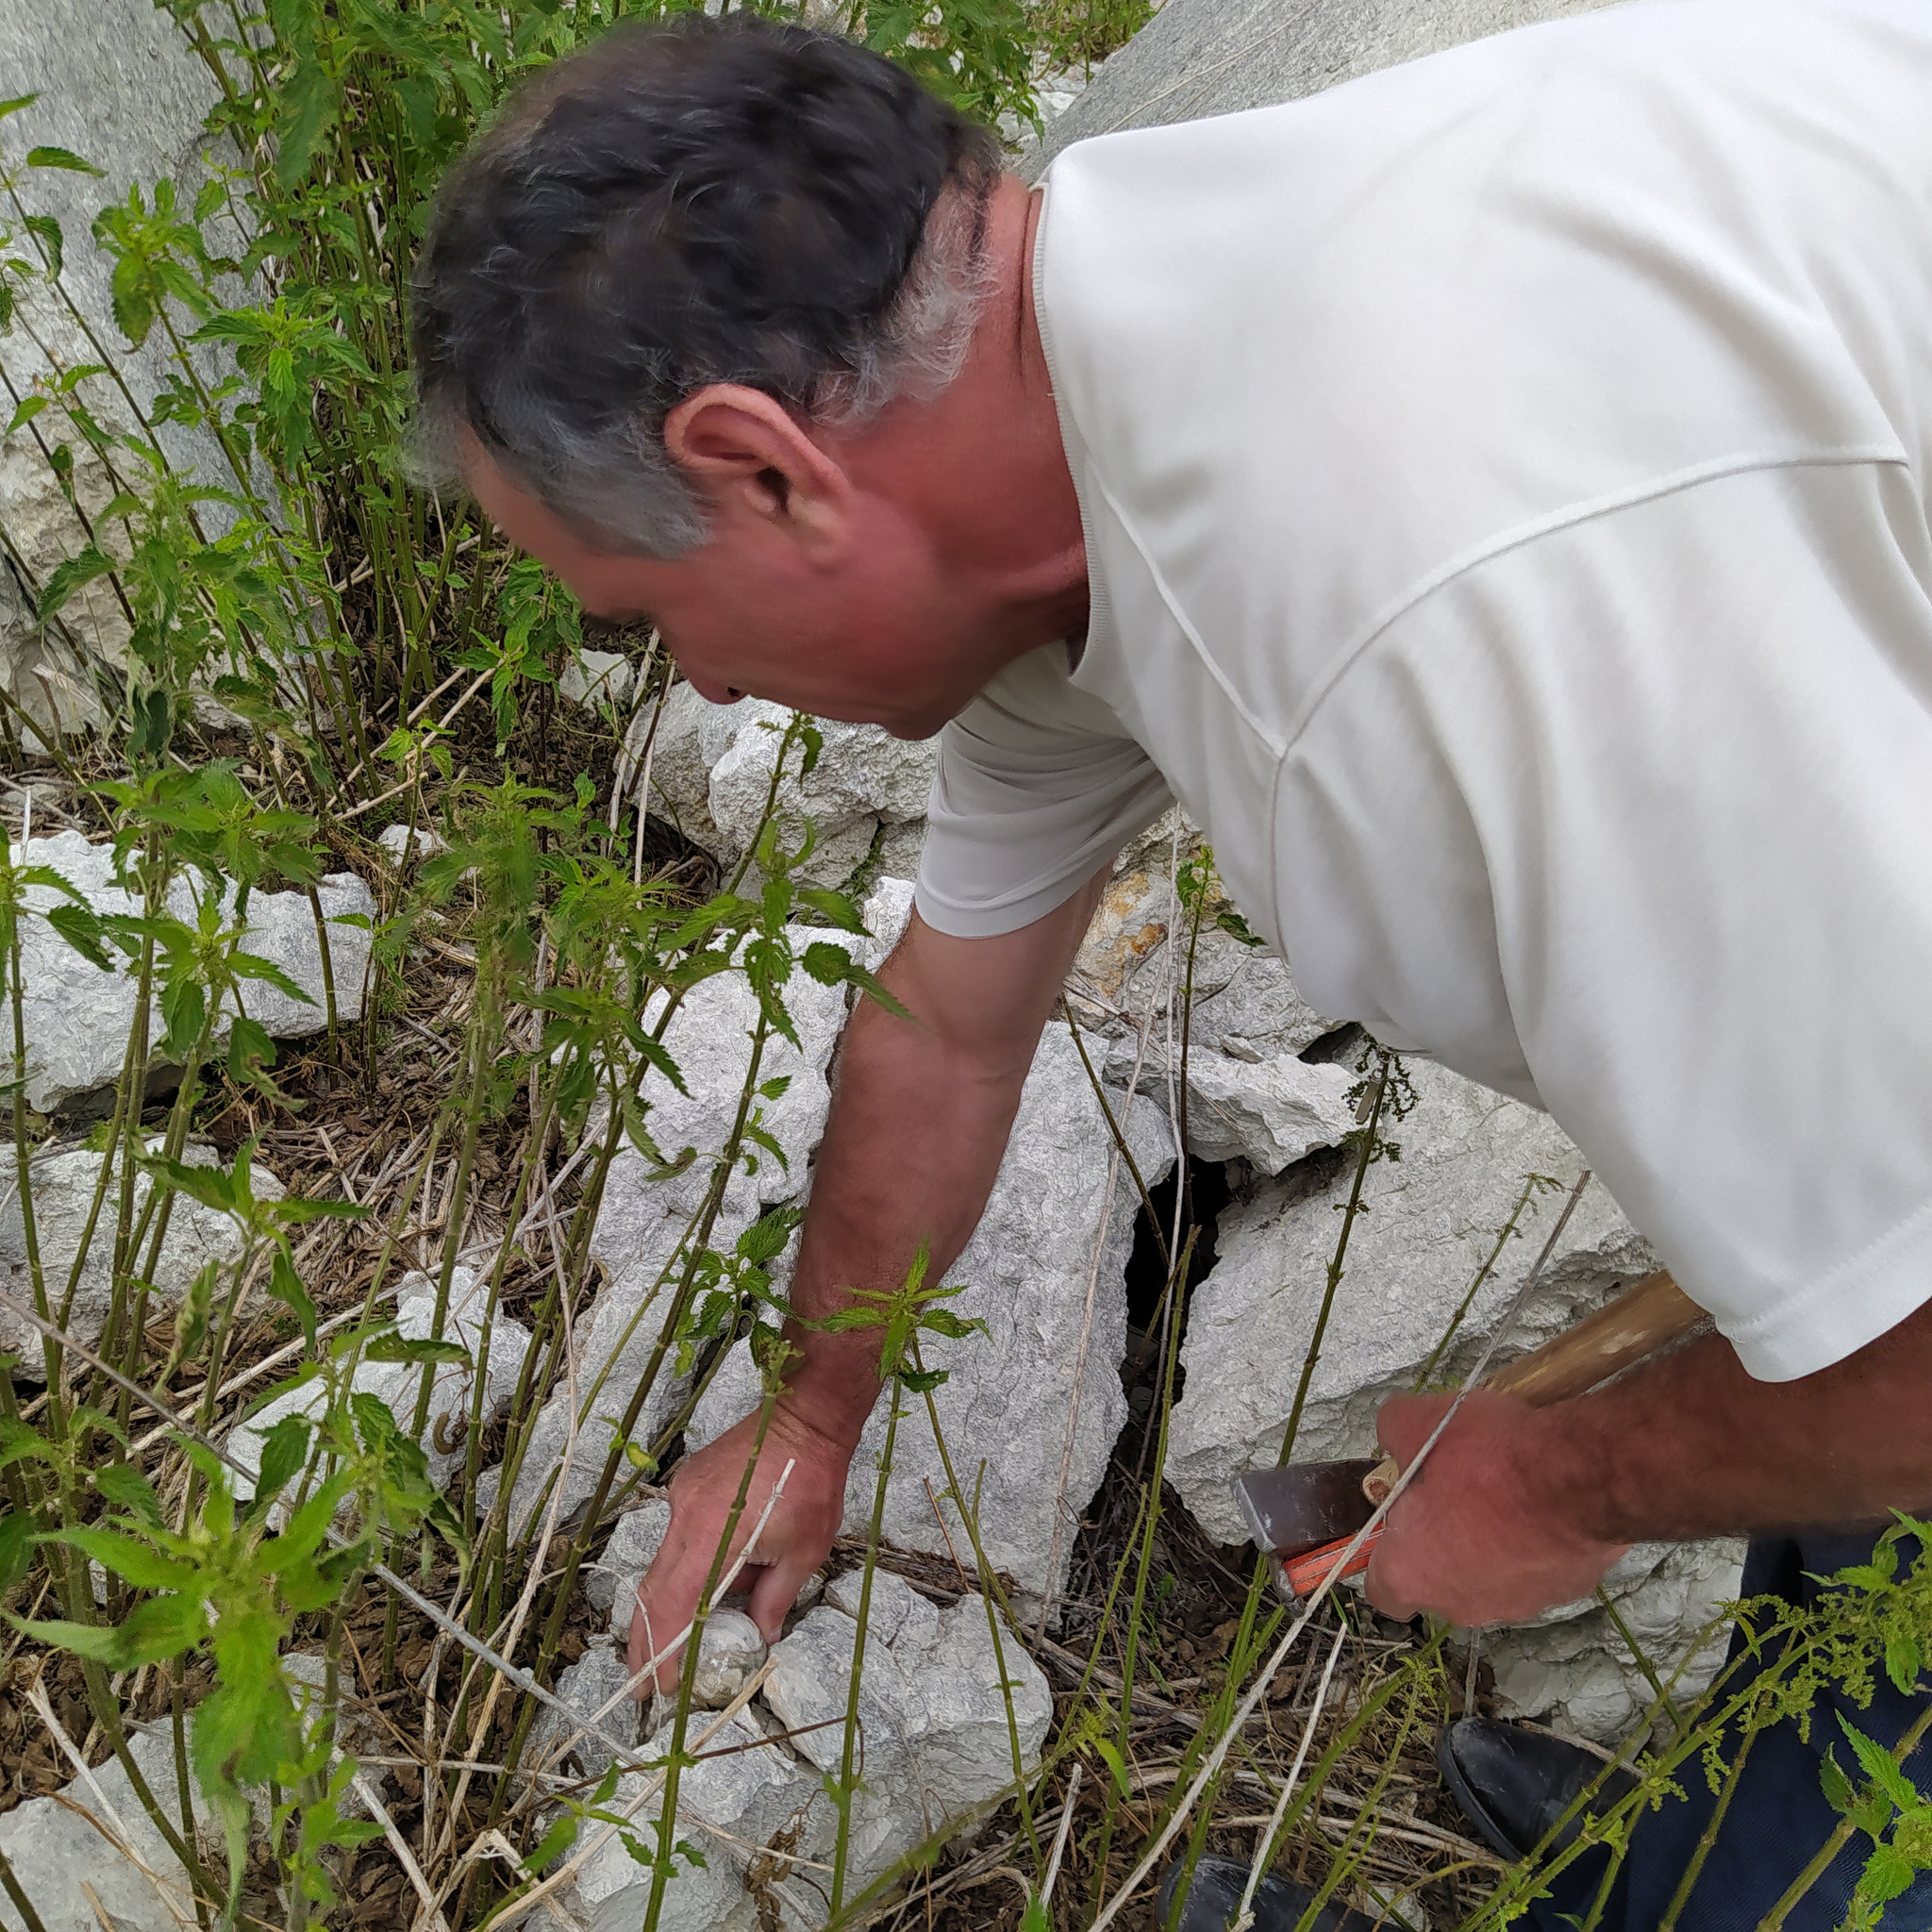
662, 385, 852, 558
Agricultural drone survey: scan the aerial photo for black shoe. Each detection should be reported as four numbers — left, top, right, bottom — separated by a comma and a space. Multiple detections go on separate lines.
1436, 1717, 1640, 1864
1153, 1852, 1381, 1932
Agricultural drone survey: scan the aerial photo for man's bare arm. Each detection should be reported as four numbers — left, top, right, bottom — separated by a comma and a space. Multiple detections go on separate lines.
1368, 1296, 1932, 1625
628, 874, 1107, 1686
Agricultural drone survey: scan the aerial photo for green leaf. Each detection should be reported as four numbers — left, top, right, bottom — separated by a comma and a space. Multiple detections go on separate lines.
25, 146, 104, 175
794, 887, 868, 935
36, 544, 115, 620
363, 1332, 468, 1365
1020, 1890, 1049, 1932
270, 1245, 317, 1350
111, 1591, 208, 1665
0, 93, 40, 120
0, 1512, 34, 1591
250, 1412, 311, 1509
1861, 1843, 1920, 1904
524, 1811, 579, 1874
800, 941, 858, 988
22, 215, 61, 279
7, 1614, 127, 1664
899, 1367, 949, 1394
1886, 1634, 1924, 1698
94, 1462, 162, 1527
6, 396, 48, 435
1840, 1713, 1922, 1817
1091, 1736, 1133, 1801
0, 1418, 54, 1473
46, 1525, 200, 1593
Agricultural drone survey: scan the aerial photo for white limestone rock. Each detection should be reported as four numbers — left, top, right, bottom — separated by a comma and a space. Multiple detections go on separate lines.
642, 684, 939, 887
502, 942, 856, 1538
763, 1571, 1052, 1891
690, 1608, 769, 1709
529, 1640, 641, 1784
1482, 1540, 1749, 1744
12, 831, 375, 1114
0, 1140, 282, 1378
564, 1706, 825, 1932
560, 647, 637, 712
639, 678, 729, 858
1167, 1058, 1659, 1547
592, 1497, 675, 1622
860, 875, 917, 972
690, 1022, 1175, 1599
1106, 1037, 1356, 1173
229, 1265, 530, 1497
0, 0, 255, 737
375, 822, 446, 864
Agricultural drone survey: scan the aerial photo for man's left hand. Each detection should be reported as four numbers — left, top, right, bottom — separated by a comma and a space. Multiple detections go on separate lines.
1364, 1389, 1630, 1624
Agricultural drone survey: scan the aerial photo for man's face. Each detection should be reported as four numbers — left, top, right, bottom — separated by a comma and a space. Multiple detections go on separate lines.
465, 446, 1006, 741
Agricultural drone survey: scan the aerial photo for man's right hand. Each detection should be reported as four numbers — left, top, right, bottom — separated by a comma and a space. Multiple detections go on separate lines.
628, 1399, 852, 1693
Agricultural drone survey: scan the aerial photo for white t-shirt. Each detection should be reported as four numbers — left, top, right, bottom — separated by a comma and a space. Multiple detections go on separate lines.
912, 0, 1932, 1383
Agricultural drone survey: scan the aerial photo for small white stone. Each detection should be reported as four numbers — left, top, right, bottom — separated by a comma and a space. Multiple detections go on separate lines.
690, 1608, 767, 1708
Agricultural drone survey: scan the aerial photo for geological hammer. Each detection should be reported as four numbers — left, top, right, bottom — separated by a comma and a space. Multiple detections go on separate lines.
1231, 1269, 1706, 1599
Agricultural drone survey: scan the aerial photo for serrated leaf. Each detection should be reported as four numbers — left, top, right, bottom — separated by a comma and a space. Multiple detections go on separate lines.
45, 1525, 200, 1593
1886, 1634, 1924, 1697
6, 395, 48, 435
270, 1245, 317, 1350
0, 1512, 34, 1591
25, 146, 103, 175
363, 1333, 468, 1365
250, 1412, 311, 1509
93, 1461, 162, 1527
794, 886, 868, 935
1840, 1713, 1922, 1816
1862, 1843, 1919, 1904
37, 544, 115, 620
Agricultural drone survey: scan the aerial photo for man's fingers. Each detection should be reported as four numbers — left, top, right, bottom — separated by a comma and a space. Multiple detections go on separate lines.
746, 1550, 820, 1643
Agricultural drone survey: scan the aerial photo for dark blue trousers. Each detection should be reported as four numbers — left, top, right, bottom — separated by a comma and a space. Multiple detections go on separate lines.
1528, 1532, 1932, 1930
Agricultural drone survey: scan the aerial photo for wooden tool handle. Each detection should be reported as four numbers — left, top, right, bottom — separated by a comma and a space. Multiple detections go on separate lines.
1358, 1270, 1704, 1505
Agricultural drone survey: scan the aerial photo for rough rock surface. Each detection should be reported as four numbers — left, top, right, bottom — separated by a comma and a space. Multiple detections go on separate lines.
763, 1572, 1052, 1887
561, 1572, 1048, 1932
643, 683, 937, 886
1106, 1035, 1355, 1173
0, 1139, 282, 1376
14, 831, 375, 1113
1482, 1540, 1749, 1744
0, 0, 255, 734
1167, 1058, 1660, 1546
230, 1265, 531, 1496
591, 1497, 674, 1623
502, 941, 857, 1537
529, 1640, 641, 1784
690, 1022, 1174, 1600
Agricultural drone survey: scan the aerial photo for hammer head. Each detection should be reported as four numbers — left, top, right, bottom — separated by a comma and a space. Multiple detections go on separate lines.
1231, 1458, 1381, 1557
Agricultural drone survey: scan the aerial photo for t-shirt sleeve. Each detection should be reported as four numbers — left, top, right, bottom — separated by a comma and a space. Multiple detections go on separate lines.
1283, 457, 1932, 1382
914, 644, 1174, 938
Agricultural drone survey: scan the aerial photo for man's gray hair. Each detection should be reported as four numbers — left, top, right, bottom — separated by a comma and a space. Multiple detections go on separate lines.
409, 16, 1003, 559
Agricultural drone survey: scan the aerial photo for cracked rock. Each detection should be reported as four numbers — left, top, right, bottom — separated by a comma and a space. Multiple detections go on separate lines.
1105, 1036, 1355, 1173
530, 1640, 641, 1784
690, 1021, 1174, 1600
12, 830, 375, 1114
0, 1139, 282, 1378
1167, 1058, 1660, 1547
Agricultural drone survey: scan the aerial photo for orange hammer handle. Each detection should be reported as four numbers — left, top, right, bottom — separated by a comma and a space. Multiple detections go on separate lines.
1279, 1523, 1383, 1598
